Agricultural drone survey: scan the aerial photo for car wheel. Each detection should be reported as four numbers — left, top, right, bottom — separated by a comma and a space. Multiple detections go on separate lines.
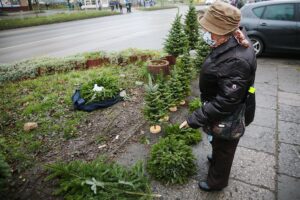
250, 36, 264, 56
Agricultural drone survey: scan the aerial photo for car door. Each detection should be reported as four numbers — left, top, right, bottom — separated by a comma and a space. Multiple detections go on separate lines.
257, 3, 298, 51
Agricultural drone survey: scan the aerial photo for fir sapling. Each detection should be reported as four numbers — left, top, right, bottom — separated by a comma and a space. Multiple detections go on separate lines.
184, 0, 200, 50
164, 14, 189, 57
143, 74, 165, 133
168, 66, 185, 109
147, 137, 197, 185
194, 38, 211, 70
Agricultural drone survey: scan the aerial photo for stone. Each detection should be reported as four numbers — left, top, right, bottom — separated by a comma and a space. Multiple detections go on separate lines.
239, 125, 276, 154
252, 107, 277, 129
23, 122, 38, 132
255, 65, 278, 86
278, 91, 300, 107
278, 120, 300, 145
278, 174, 300, 200
278, 66, 300, 94
254, 82, 277, 97
151, 179, 275, 200
231, 147, 276, 190
278, 142, 300, 177
256, 93, 277, 110
279, 104, 300, 123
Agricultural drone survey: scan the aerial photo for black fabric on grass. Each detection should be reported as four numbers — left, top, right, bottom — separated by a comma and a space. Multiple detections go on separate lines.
72, 89, 122, 112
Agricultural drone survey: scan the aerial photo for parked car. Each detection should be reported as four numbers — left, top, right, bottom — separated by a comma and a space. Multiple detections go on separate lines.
240, 0, 300, 56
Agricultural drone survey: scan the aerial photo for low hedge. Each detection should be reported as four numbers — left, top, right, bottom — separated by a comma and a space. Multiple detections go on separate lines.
0, 49, 165, 84
0, 11, 120, 31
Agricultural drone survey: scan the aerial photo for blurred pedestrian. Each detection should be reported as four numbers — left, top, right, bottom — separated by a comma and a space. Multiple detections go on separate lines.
180, 1, 256, 192
109, 0, 115, 11
119, 1, 123, 13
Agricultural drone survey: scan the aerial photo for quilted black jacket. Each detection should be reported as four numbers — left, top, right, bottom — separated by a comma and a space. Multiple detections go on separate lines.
187, 34, 257, 129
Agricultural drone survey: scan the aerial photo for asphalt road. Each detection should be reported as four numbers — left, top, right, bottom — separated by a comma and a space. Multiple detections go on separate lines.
0, 6, 205, 64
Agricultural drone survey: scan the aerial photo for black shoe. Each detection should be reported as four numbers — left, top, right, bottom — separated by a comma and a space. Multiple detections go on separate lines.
207, 154, 213, 163
198, 181, 222, 192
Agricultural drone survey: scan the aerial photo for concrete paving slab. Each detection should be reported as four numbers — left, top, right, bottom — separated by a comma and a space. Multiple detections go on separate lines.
279, 103, 300, 124
278, 91, 300, 107
152, 178, 275, 200
278, 120, 300, 145
255, 82, 277, 97
231, 147, 276, 191
252, 107, 277, 129
256, 93, 277, 110
255, 65, 278, 86
239, 125, 276, 154
278, 174, 300, 200
278, 66, 300, 94
278, 142, 300, 177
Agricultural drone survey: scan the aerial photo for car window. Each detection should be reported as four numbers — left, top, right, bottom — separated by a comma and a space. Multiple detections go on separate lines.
262, 4, 295, 21
252, 6, 265, 18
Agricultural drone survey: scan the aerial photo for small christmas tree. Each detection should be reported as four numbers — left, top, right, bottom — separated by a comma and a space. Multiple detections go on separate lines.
144, 74, 164, 133
168, 66, 185, 109
184, 0, 200, 50
156, 76, 173, 120
176, 46, 194, 98
164, 14, 188, 57
194, 38, 211, 70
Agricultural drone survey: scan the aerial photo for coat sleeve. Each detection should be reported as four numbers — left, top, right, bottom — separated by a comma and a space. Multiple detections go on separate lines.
187, 58, 251, 129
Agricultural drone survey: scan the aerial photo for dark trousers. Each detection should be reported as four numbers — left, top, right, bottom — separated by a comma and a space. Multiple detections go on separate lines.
207, 137, 239, 189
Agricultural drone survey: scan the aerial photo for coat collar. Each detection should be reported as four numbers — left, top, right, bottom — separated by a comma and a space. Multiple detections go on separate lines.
210, 36, 239, 60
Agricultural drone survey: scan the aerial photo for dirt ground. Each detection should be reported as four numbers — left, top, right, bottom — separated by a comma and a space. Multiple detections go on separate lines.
7, 71, 201, 200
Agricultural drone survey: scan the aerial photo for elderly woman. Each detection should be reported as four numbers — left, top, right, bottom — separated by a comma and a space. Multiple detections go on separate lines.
180, 1, 256, 191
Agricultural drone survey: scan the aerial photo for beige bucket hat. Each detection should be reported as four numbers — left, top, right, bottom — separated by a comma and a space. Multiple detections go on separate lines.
199, 1, 241, 35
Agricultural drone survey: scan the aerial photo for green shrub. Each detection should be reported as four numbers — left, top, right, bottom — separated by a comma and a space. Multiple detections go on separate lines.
80, 75, 120, 103
0, 154, 11, 191
164, 124, 202, 145
147, 137, 196, 185
46, 158, 154, 200
189, 98, 202, 113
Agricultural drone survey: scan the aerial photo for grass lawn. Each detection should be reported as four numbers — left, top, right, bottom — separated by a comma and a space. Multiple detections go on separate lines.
0, 61, 148, 173
0, 10, 120, 30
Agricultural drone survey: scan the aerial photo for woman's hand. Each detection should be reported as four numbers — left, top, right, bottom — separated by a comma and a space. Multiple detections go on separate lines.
179, 120, 189, 129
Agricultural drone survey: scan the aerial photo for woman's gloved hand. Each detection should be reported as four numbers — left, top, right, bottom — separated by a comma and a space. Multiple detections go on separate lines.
179, 120, 189, 129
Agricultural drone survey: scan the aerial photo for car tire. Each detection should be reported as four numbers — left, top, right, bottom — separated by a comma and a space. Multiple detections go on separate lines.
249, 36, 264, 56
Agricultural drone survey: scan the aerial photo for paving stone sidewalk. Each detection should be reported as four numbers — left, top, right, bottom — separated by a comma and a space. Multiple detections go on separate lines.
116, 57, 300, 200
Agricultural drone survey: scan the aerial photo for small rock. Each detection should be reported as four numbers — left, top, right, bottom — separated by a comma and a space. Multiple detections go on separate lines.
135, 81, 144, 86
24, 122, 38, 132
120, 90, 127, 97
98, 144, 107, 149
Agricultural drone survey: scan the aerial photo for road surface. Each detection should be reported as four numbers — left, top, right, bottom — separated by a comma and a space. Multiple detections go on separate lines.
0, 6, 205, 64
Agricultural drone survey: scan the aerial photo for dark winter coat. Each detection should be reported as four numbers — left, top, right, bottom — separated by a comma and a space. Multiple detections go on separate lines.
187, 32, 257, 130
